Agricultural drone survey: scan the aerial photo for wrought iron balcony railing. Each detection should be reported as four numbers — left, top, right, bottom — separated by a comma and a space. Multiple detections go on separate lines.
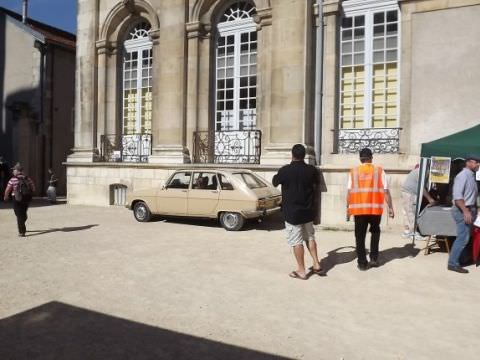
334, 127, 401, 154
193, 130, 262, 164
100, 134, 152, 163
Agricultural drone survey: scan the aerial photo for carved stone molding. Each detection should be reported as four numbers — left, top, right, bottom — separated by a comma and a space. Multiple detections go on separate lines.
100, 0, 160, 43
186, 21, 206, 39
95, 39, 115, 55
149, 29, 160, 44
256, 7, 272, 28
322, 0, 341, 16
122, 0, 137, 15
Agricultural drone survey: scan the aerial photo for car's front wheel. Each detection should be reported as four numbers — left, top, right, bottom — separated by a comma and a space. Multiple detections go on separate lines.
133, 201, 152, 222
220, 212, 245, 231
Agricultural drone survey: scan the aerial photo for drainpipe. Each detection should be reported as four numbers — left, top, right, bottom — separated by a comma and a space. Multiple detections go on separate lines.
314, 0, 324, 165
22, 0, 28, 24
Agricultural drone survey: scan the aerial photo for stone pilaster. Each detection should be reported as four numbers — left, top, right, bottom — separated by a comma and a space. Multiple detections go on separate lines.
319, 0, 341, 165
68, 0, 98, 163
185, 21, 203, 163
261, 0, 311, 165
149, 0, 190, 164
95, 39, 112, 150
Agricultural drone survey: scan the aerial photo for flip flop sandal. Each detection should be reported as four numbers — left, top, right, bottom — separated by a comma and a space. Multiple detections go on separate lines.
289, 271, 307, 280
309, 266, 326, 276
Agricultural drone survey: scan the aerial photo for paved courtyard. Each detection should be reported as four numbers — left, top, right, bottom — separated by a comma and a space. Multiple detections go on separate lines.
1, 200, 479, 359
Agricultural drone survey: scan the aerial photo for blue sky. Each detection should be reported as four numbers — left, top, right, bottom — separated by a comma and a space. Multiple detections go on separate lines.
1, 0, 77, 33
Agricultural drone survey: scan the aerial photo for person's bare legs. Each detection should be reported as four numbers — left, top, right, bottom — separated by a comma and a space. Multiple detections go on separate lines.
292, 244, 306, 278
306, 240, 321, 271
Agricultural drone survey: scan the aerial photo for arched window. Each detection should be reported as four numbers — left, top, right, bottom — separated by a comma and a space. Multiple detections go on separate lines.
122, 21, 153, 135
215, 2, 257, 132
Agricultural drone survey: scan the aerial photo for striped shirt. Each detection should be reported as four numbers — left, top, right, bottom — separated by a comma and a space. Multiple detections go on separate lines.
4, 174, 36, 200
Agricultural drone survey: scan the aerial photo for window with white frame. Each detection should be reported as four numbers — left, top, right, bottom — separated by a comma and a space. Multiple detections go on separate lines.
215, 1, 257, 132
339, 1, 400, 129
122, 21, 153, 135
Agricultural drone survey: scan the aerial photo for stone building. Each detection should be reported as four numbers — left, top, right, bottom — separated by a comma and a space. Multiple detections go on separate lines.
67, 0, 480, 227
0, 6, 76, 195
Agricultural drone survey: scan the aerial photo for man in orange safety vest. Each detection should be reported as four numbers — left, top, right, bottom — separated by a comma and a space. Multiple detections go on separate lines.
347, 148, 394, 270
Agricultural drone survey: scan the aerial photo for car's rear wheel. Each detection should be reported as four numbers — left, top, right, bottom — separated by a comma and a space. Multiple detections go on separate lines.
133, 201, 151, 222
220, 212, 244, 231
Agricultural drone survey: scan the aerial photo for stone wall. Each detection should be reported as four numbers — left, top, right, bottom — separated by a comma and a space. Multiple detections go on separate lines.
67, 163, 406, 229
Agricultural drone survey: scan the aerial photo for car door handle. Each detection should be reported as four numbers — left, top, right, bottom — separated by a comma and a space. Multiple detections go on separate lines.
181, 190, 188, 193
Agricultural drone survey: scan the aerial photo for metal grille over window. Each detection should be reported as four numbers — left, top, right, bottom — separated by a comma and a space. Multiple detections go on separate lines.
213, 2, 258, 163
110, 184, 128, 206
338, 2, 400, 154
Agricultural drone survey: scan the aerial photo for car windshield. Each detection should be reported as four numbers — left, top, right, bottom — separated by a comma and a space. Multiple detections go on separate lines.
233, 173, 267, 189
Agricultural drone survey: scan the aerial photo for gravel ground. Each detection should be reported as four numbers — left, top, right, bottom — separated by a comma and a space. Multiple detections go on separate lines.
0, 200, 479, 360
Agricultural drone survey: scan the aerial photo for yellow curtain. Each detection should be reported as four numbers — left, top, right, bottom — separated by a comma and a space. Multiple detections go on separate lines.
341, 66, 365, 129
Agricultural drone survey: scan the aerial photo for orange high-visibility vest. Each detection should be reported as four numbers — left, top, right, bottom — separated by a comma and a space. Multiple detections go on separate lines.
348, 164, 385, 216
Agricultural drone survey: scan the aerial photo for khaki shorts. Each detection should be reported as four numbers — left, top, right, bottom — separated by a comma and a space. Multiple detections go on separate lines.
285, 221, 315, 247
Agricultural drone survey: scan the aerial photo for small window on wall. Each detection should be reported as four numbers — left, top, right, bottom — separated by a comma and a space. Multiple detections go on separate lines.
110, 184, 128, 206
339, 2, 400, 129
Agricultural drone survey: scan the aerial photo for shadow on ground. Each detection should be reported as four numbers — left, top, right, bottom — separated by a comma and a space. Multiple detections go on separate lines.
150, 212, 285, 232
378, 243, 420, 267
0, 301, 290, 360
26, 224, 99, 237
0, 198, 67, 209
320, 246, 357, 274
320, 243, 420, 274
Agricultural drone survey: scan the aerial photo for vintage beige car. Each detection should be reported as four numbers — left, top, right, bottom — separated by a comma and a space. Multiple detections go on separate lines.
126, 169, 282, 231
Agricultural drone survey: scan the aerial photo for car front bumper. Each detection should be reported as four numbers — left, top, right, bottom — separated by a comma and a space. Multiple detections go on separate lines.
242, 206, 281, 219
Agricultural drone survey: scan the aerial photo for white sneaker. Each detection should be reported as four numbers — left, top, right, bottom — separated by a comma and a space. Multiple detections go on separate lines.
413, 232, 427, 240
402, 230, 413, 238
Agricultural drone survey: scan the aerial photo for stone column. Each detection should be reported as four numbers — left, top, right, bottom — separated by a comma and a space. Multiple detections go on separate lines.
105, 41, 119, 137
95, 40, 111, 151
320, 0, 340, 164
185, 21, 202, 162
261, 0, 312, 165
68, 0, 98, 163
196, 25, 211, 133
149, 0, 190, 164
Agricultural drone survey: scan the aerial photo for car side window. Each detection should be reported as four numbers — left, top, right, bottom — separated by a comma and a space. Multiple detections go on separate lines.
192, 173, 218, 190
167, 172, 191, 189
233, 173, 267, 189
219, 174, 234, 191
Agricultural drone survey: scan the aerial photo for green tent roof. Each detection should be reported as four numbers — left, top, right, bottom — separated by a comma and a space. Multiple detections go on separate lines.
421, 124, 480, 158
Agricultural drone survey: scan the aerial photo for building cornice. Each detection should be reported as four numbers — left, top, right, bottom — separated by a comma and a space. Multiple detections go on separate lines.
255, 7, 273, 28
342, 0, 399, 13
322, 0, 341, 16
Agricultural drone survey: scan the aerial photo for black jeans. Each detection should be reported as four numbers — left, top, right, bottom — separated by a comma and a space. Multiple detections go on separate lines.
13, 200, 29, 235
354, 215, 381, 266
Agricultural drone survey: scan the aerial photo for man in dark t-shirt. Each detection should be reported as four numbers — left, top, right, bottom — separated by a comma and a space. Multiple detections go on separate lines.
272, 144, 322, 280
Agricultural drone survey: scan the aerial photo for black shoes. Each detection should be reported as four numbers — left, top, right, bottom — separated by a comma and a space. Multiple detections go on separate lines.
18, 233, 25, 237
357, 264, 369, 271
369, 260, 380, 268
447, 265, 469, 274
